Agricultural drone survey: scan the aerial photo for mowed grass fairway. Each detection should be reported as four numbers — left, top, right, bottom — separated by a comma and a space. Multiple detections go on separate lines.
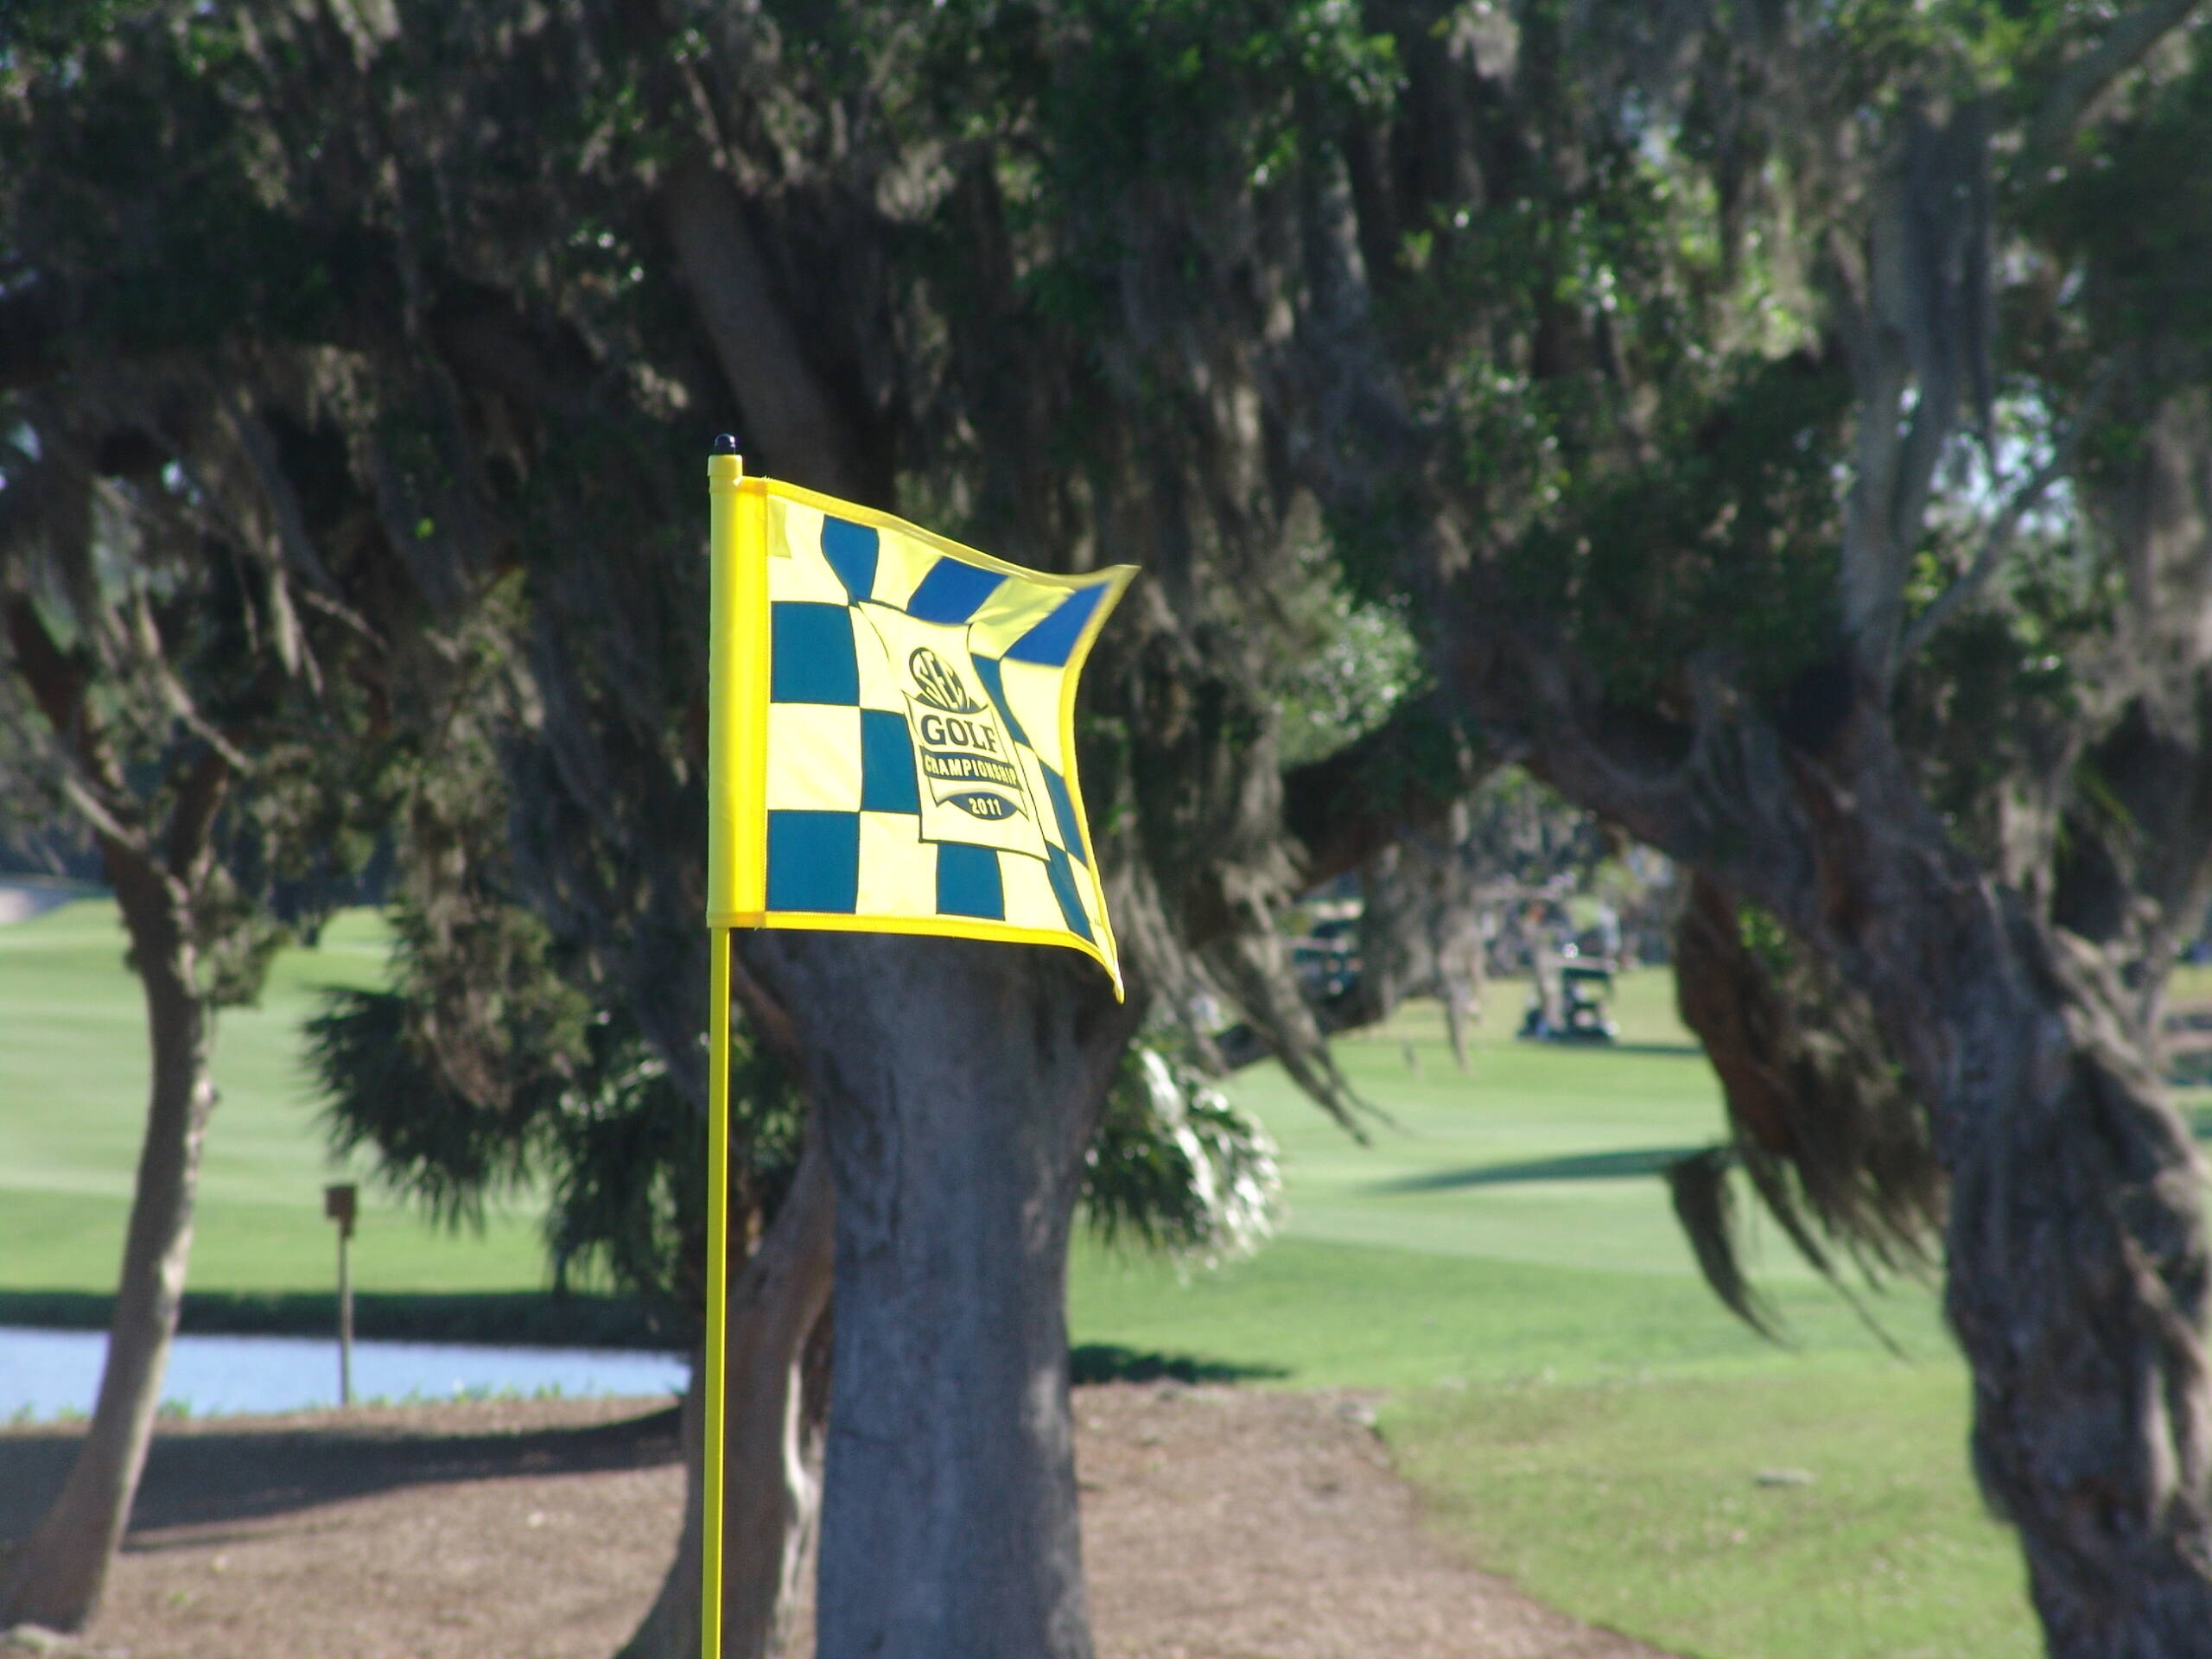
3, 901, 2040, 1656
1072, 978, 2039, 1659
0, 900, 545, 1294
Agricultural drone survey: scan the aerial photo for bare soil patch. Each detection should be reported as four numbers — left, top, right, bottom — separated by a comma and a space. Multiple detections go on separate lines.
3, 1386, 1667, 1658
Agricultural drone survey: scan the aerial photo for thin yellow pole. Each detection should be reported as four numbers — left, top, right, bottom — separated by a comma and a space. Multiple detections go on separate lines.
702, 436, 745, 1659
703, 921, 731, 1659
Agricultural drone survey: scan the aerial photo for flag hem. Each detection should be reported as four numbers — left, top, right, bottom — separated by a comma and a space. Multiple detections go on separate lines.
1042, 563, 1134, 995
712, 906, 1124, 998
762, 476, 1135, 594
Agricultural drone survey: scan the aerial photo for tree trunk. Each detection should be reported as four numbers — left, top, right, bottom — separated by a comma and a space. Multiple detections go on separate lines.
1, 854, 214, 1633
1896, 937, 2210, 1651
1440, 969, 1474, 1075
619, 1138, 837, 1659
749, 931, 1141, 1659
1487, 648, 2212, 1652
1764, 724, 2212, 1654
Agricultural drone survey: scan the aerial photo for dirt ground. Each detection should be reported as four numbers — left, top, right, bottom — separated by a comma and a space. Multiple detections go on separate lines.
2, 1385, 1667, 1659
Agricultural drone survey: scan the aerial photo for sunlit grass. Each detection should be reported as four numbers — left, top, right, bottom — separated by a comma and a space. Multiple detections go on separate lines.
0, 902, 546, 1294
2, 906, 2048, 1655
1069, 976, 2038, 1659
1390, 1367, 2036, 1659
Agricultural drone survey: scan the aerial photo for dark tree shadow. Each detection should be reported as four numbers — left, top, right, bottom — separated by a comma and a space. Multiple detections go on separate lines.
1372, 1145, 1708, 1194
1068, 1344, 1286, 1385
0, 1404, 682, 1542
1, 1342, 1282, 1544
1514, 1039, 1704, 1058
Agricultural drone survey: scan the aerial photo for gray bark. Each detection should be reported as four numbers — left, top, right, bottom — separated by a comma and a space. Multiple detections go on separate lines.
2020, 0, 2206, 171
1496, 668, 2212, 1654
1827, 734, 2212, 1658
619, 1139, 837, 1659
0, 589, 232, 1635
661, 156, 890, 506
0, 841, 219, 1631
1320, 24, 2212, 1643
750, 931, 1141, 1659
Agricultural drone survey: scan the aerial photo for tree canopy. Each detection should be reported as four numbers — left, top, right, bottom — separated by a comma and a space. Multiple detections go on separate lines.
7, 3, 2212, 1655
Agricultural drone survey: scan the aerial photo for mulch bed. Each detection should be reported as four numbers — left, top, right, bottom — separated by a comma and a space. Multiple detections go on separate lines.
3, 1386, 1668, 1658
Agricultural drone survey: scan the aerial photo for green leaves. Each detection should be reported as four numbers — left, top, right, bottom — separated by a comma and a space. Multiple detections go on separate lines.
1498, 350, 1851, 706
305, 893, 805, 1333
2027, 44, 2212, 365
0, 0, 167, 64
940, 0, 1396, 183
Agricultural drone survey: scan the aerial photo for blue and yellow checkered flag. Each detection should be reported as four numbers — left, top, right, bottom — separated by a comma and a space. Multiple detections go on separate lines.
705, 446, 1132, 992
697, 441, 1130, 1659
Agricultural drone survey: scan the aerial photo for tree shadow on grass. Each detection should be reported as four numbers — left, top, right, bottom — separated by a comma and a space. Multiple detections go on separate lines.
1070, 1344, 1287, 1386
0, 1346, 1279, 1543
1373, 1145, 1709, 1195
0, 1403, 683, 1543
1503, 1039, 1702, 1057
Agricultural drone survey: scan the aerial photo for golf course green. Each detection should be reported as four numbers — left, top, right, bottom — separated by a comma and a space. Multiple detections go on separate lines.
2, 899, 2040, 1656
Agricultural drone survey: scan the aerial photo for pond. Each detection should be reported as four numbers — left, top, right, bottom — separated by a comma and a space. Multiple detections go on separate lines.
0, 1325, 686, 1422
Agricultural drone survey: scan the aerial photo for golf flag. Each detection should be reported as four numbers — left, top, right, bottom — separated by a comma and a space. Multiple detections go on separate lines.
696, 441, 1131, 1658
706, 444, 1133, 993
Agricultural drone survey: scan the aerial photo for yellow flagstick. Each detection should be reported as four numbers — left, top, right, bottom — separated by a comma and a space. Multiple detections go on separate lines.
702, 435, 748, 1659
698, 435, 1126, 1650
702, 920, 730, 1659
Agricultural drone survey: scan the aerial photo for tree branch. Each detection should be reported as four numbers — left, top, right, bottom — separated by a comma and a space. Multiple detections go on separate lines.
727, 942, 808, 1084
3, 594, 149, 854
4, 595, 86, 762
1898, 368, 2115, 658
160, 747, 232, 880
659, 156, 883, 503
1179, 696, 1496, 1090
1280, 692, 1497, 888
123, 588, 255, 774
2020, 0, 2204, 174
223, 398, 353, 607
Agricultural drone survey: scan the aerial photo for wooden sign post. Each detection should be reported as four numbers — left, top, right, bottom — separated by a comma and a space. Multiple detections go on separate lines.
323, 1183, 359, 1407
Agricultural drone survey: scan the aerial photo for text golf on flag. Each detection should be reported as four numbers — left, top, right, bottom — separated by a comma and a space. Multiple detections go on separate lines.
706, 454, 1133, 995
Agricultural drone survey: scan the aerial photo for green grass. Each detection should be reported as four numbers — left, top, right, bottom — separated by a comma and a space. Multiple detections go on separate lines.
3, 902, 2041, 1656
1071, 969, 1943, 1378
1389, 1368, 2033, 1659
1067, 975, 2041, 1659
0, 901, 547, 1294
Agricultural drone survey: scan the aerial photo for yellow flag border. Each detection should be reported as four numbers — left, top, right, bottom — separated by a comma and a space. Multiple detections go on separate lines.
705, 449, 1135, 1657
708, 468, 1134, 996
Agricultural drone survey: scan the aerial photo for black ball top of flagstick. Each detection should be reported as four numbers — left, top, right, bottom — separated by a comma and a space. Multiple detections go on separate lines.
711, 433, 740, 455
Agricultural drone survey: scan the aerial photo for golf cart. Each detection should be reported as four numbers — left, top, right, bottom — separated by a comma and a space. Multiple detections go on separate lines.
1289, 916, 1361, 1001
1517, 951, 1619, 1044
